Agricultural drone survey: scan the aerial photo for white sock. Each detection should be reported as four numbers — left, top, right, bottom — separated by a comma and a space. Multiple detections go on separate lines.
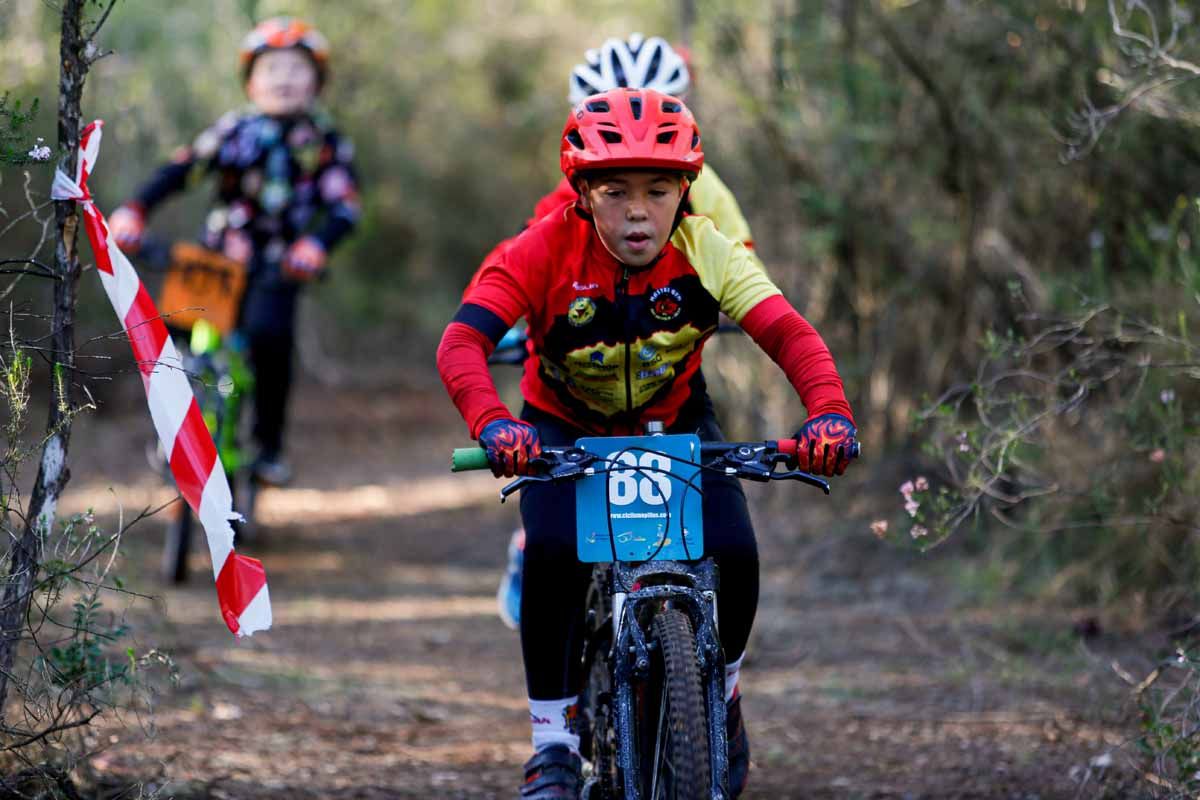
725, 653, 745, 703
529, 696, 581, 754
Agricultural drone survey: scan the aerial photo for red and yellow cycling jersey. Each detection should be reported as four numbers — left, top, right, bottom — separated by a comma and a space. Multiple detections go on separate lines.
439, 202, 853, 437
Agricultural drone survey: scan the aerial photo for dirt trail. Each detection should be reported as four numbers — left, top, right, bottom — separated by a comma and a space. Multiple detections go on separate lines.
62, 380, 1141, 799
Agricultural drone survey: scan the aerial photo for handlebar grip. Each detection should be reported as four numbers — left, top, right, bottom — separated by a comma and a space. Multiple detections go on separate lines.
848, 441, 861, 460
451, 447, 491, 472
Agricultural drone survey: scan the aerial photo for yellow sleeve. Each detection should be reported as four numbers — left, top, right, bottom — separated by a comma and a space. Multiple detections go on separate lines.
670, 216, 782, 324
688, 165, 754, 247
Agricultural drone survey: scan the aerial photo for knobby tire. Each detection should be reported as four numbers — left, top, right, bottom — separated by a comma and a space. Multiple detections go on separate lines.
162, 506, 192, 584
643, 608, 710, 800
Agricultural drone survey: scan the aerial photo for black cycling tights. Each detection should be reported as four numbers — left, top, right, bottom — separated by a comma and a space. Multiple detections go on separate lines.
518, 404, 760, 701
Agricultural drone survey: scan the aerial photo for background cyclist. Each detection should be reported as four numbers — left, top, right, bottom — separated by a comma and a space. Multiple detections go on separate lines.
438, 88, 858, 798
107, 16, 361, 487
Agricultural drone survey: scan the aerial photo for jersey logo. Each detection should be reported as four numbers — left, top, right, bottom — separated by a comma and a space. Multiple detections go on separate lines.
568, 296, 596, 327
649, 286, 683, 321
638, 344, 657, 361
590, 351, 605, 364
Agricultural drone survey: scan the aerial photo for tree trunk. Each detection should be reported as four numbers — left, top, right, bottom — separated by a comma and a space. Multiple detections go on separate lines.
0, 0, 89, 721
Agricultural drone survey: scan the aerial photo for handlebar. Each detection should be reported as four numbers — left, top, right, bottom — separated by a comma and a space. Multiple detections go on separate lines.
452, 438, 862, 500
134, 235, 173, 271
132, 235, 328, 286
452, 447, 492, 471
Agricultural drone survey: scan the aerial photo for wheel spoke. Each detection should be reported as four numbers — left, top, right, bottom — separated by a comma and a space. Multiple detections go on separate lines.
650, 687, 668, 798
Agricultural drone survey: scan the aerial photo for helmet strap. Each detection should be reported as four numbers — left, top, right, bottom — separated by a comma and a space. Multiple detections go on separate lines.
668, 182, 693, 238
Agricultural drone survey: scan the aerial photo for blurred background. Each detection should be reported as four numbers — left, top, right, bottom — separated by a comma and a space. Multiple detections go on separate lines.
2, 0, 1200, 652
2, 0, 1199, 796
6, 0, 1189, 600
4, 1, 1197, 435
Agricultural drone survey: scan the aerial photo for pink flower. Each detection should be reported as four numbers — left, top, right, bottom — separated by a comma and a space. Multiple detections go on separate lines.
911, 525, 928, 539
905, 499, 920, 517
870, 520, 889, 538
914, 477, 929, 492
899, 480, 915, 498
1149, 449, 1166, 464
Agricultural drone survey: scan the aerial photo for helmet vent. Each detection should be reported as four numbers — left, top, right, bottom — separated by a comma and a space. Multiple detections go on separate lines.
566, 130, 585, 150
656, 131, 677, 145
661, 101, 682, 113
586, 99, 610, 113
648, 49, 662, 77
691, 133, 700, 148
600, 130, 623, 144
629, 96, 643, 120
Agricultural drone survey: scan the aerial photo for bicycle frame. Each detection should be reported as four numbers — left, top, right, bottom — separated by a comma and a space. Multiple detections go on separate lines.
186, 318, 255, 477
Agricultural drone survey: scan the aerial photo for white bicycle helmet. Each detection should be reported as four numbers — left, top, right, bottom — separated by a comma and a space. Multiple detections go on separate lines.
567, 33, 691, 104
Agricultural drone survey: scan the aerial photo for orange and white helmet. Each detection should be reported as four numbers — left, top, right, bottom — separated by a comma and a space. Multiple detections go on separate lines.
239, 17, 330, 84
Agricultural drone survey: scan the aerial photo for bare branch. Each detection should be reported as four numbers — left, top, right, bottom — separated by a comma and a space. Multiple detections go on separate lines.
84, 0, 119, 43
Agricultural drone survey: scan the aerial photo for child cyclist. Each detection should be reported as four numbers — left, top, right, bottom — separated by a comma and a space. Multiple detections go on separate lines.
484, 33, 765, 630
437, 88, 858, 798
108, 17, 361, 485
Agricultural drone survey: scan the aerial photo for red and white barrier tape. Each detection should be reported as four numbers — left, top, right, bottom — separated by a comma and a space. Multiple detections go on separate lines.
52, 121, 271, 637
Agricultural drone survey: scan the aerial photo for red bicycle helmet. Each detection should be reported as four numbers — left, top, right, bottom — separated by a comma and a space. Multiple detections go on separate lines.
239, 17, 330, 84
560, 88, 704, 182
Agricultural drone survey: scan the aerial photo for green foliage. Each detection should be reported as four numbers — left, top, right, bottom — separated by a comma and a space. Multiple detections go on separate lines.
1135, 647, 1200, 797
914, 250, 1199, 614
1, 347, 33, 465
0, 94, 46, 165
39, 595, 130, 690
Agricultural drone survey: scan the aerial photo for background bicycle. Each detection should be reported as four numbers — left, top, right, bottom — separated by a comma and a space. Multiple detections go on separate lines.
137, 239, 260, 583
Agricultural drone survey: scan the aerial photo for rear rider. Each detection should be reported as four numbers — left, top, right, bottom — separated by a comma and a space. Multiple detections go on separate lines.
107, 17, 361, 487
437, 88, 858, 798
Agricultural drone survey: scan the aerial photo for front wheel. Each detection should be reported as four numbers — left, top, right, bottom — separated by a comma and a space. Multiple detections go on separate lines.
162, 503, 192, 584
639, 609, 711, 800
231, 468, 259, 545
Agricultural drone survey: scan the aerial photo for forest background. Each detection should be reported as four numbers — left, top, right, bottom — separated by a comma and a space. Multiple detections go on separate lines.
1, 0, 1199, 796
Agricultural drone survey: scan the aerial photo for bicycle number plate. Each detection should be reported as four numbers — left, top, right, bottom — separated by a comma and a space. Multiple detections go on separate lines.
575, 434, 704, 563
158, 242, 248, 336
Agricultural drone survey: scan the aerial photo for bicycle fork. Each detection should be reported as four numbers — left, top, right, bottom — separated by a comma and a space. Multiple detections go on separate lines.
609, 562, 731, 799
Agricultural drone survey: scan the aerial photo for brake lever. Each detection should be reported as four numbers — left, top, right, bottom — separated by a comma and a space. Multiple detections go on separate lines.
770, 469, 831, 494
499, 448, 600, 502
499, 475, 548, 501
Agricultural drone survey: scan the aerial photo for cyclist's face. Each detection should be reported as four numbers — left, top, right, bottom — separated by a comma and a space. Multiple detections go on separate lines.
246, 49, 318, 117
581, 171, 685, 268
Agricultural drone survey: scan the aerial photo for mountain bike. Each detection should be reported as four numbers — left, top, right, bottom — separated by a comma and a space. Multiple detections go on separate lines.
138, 240, 259, 583
452, 424, 854, 798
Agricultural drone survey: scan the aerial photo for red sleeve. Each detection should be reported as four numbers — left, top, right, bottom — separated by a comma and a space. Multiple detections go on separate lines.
440, 225, 554, 437
529, 179, 577, 225
739, 294, 855, 424
436, 321, 513, 438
